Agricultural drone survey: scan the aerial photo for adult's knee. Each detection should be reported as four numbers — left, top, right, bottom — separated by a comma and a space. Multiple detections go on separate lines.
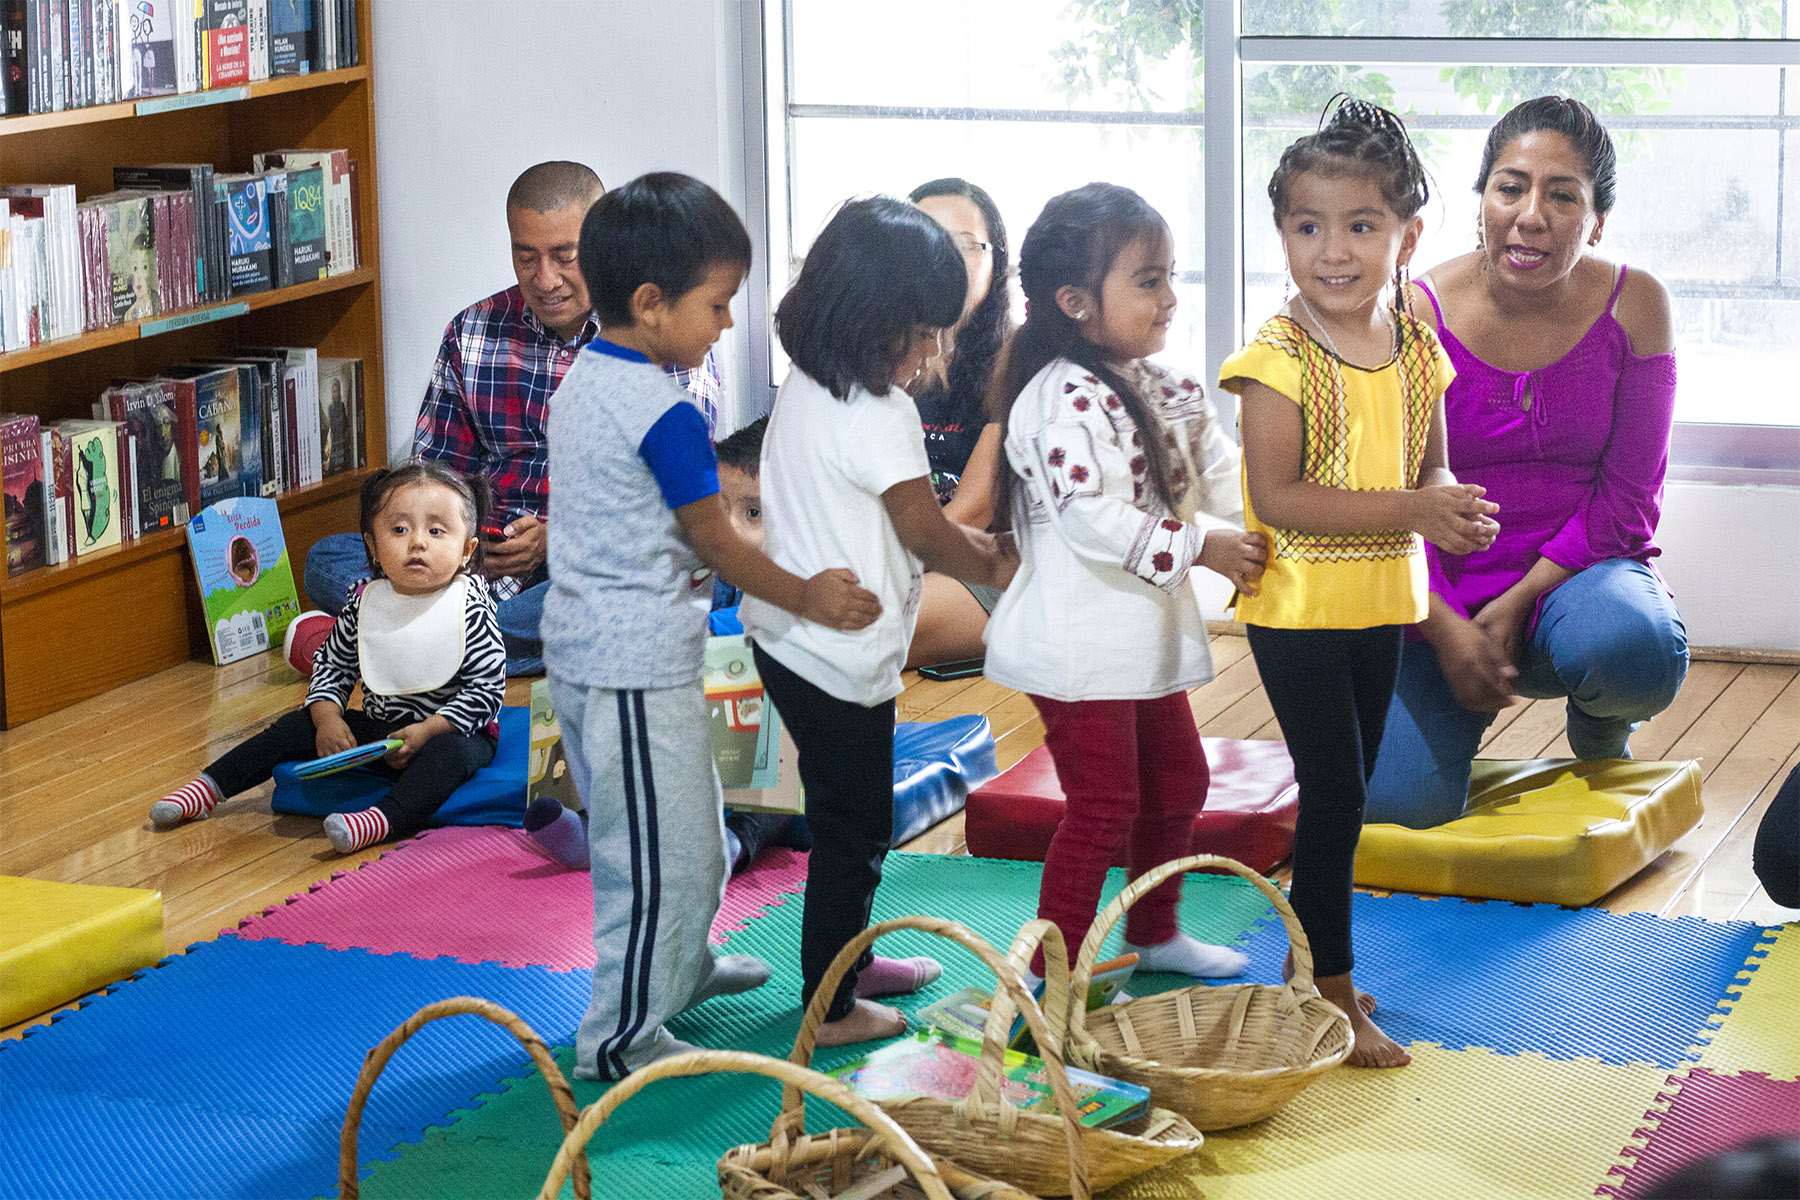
1556, 591, 1688, 720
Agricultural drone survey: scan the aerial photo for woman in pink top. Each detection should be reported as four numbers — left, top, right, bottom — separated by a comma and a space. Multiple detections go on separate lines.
1365, 96, 1689, 828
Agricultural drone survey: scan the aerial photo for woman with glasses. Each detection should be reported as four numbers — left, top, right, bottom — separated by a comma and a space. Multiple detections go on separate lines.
904, 177, 1016, 670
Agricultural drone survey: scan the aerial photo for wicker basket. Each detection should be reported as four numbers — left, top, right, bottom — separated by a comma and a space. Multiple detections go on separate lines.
533, 1048, 972, 1200
338, 996, 590, 1200
791, 914, 1205, 1199
1065, 854, 1353, 1131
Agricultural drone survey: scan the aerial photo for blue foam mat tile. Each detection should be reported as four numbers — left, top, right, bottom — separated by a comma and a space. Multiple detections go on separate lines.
1216, 891, 1772, 1067
0, 936, 594, 1140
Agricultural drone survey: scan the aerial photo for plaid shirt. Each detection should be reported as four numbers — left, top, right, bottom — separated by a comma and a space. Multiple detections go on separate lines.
413, 285, 722, 523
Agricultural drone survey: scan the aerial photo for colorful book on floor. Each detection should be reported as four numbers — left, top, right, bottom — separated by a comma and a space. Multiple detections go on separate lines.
827, 1026, 1151, 1130
527, 678, 582, 812
184, 494, 300, 665
0, 411, 45, 576
918, 953, 1138, 1052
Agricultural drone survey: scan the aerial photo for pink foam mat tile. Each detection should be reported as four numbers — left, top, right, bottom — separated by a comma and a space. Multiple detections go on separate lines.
230, 827, 810, 969
1600, 1069, 1800, 1199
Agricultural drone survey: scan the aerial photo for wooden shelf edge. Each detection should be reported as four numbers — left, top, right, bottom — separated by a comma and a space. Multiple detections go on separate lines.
0, 66, 371, 139
0, 268, 375, 373
0, 467, 374, 602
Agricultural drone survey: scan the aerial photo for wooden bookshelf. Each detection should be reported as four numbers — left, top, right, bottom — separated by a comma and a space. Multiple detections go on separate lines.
0, 1, 385, 728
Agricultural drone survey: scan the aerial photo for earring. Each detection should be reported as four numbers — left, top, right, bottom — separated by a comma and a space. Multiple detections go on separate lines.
1075, 309, 1087, 320
1475, 213, 1486, 251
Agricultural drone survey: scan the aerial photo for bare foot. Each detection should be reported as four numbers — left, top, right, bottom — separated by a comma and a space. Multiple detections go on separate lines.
815, 998, 908, 1047
1285, 951, 1376, 1015
1315, 973, 1410, 1068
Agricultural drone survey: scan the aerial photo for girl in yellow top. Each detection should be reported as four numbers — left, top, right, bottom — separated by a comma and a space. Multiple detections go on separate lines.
1219, 97, 1500, 1068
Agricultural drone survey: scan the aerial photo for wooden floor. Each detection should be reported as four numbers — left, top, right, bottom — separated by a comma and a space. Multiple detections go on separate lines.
5, 633, 1796, 1041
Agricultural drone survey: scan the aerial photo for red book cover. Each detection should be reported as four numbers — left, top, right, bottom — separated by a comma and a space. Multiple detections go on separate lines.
156, 376, 204, 516
47, 423, 76, 560
202, 0, 248, 87
1, 411, 46, 576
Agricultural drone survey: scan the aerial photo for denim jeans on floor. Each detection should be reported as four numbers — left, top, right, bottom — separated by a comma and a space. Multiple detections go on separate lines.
1364, 558, 1689, 829
302, 532, 548, 675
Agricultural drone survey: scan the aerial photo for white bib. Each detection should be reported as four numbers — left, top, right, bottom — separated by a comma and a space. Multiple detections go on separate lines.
357, 576, 468, 696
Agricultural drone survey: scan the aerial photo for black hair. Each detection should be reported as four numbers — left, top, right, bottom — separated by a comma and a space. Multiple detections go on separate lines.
579, 172, 753, 328
359, 460, 491, 577
506, 160, 603, 215
907, 178, 1015, 435
1269, 95, 1430, 226
776, 196, 966, 401
988, 182, 1176, 528
1641, 1136, 1800, 1200
714, 415, 768, 477
1474, 95, 1618, 214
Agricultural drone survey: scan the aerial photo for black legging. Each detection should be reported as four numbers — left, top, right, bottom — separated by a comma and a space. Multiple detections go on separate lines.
1246, 624, 1404, 979
205, 708, 496, 838
752, 643, 895, 1023
1754, 763, 1799, 909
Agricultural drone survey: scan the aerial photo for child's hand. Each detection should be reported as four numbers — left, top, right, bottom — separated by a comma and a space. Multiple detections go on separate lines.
384, 716, 451, 768
799, 568, 882, 631
1408, 485, 1500, 555
1198, 529, 1268, 596
310, 702, 357, 758
974, 529, 1020, 590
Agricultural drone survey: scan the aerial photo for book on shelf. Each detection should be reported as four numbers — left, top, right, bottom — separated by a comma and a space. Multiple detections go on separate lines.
184, 493, 301, 665
267, 0, 308, 76
155, 364, 245, 509
214, 172, 273, 296
198, 0, 248, 89
252, 149, 352, 278
47, 418, 124, 557
1, 412, 46, 577
239, 343, 319, 486
76, 189, 158, 326
827, 1027, 1152, 1131
270, 164, 326, 287
195, 353, 283, 496
314, 355, 358, 478
100, 379, 191, 535
117, 0, 178, 99
0, 185, 79, 343
114, 164, 221, 305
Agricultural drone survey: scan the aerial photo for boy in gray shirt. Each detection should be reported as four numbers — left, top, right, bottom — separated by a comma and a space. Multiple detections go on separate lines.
544, 173, 878, 1081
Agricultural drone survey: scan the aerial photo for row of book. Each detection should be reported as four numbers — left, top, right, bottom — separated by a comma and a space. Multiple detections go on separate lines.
0, 348, 365, 578
0, 151, 359, 351
1, 0, 360, 117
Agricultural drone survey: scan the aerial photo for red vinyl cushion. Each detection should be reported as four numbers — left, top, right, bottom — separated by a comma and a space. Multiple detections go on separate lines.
964, 737, 1299, 874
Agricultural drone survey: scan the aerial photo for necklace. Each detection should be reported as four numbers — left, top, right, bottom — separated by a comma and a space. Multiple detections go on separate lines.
1295, 292, 1396, 366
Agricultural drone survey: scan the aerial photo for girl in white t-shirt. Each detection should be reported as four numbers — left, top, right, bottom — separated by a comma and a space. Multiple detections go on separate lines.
984, 183, 1268, 981
741, 197, 1013, 1047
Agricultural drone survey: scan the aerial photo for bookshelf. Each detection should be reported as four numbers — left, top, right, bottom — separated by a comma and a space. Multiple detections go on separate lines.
0, 2, 385, 728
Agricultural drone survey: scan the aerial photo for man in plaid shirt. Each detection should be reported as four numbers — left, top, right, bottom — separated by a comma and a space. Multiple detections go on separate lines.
301, 162, 722, 674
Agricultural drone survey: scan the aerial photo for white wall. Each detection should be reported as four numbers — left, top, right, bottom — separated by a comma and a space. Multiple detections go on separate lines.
370, 0, 751, 454
1657, 482, 1800, 651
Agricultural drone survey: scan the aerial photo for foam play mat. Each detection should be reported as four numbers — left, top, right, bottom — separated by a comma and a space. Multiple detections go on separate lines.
0, 876, 164, 1028
2, 844, 1793, 1200
1355, 757, 1703, 906
965, 736, 1299, 873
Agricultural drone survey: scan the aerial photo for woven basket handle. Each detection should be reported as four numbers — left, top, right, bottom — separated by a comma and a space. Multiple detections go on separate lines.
338, 996, 589, 1200
786, 914, 1093, 1200
535, 1049, 953, 1200
1067, 854, 1316, 1050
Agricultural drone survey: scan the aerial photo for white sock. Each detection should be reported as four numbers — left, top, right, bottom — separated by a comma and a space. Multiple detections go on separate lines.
1125, 932, 1249, 979
150, 775, 223, 824
323, 807, 391, 854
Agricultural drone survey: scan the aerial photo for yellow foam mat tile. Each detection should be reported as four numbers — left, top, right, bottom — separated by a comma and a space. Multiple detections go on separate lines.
0, 875, 164, 1027
1692, 924, 1800, 1081
1104, 1043, 1671, 1200
1356, 758, 1702, 907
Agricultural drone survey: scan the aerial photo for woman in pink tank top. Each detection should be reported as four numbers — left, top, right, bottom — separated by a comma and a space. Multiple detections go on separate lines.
1365, 96, 1689, 829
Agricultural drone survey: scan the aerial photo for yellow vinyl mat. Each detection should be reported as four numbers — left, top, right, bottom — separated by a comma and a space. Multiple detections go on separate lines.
1692, 923, 1800, 1081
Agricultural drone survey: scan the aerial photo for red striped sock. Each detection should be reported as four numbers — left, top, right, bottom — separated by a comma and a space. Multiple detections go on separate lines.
150, 776, 223, 824
324, 807, 391, 854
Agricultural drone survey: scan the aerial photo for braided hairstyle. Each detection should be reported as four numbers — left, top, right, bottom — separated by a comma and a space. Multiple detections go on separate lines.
988, 182, 1179, 529
1268, 94, 1430, 332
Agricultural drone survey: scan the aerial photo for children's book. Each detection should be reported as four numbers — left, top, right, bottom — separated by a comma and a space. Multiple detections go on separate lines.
294, 739, 402, 778
706, 633, 804, 814
527, 678, 582, 813
49, 419, 122, 556
918, 954, 1139, 1052
0, 411, 45, 577
184, 495, 300, 665
827, 1027, 1151, 1131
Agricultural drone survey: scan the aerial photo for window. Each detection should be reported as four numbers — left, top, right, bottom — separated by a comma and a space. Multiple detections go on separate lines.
763, 0, 1800, 460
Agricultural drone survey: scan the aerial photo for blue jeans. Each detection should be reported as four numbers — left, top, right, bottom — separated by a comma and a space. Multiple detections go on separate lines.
1364, 558, 1689, 829
302, 532, 548, 675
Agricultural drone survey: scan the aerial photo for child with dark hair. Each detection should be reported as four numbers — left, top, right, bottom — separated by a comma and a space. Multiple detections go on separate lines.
1222, 97, 1499, 1066
544, 172, 881, 1081
743, 195, 1014, 1046
150, 461, 507, 855
983, 182, 1266, 988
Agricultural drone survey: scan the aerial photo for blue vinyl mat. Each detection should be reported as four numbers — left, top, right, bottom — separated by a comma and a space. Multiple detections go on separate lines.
0, 936, 593, 1200
1217, 891, 1774, 1067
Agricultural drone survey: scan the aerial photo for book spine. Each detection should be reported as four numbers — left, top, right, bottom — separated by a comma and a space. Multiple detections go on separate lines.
38, 430, 58, 564
345, 155, 361, 274
47, 0, 63, 111
52, 425, 75, 559
116, 422, 136, 542
266, 171, 291, 289
282, 370, 298, 488
244, 0, 264, 80
61, 0, 77, 106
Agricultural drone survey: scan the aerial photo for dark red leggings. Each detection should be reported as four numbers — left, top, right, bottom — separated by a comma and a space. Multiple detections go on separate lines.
1031, 692, 1210, 970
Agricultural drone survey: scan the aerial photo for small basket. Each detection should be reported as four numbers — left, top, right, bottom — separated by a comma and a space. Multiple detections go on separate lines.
792, 914, 1205, 1198
338, 996, 590, 1200
533, 1048, 967, 1200
1065, 854, 1353, 1131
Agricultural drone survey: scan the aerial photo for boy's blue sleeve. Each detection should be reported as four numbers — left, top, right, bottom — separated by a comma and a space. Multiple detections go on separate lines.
637, 402, 721, 510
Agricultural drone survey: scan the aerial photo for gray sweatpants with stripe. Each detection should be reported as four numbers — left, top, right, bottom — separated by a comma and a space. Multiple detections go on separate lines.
549, 679, 730, 1081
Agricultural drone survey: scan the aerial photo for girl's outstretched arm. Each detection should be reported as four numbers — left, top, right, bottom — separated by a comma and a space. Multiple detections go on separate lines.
676, 495, 882, 631
1238, 379, 1497, 554
883, 476, 1013, 588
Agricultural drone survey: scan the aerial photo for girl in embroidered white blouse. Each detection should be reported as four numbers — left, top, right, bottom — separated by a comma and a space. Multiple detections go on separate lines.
982, 182, 1267, 985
